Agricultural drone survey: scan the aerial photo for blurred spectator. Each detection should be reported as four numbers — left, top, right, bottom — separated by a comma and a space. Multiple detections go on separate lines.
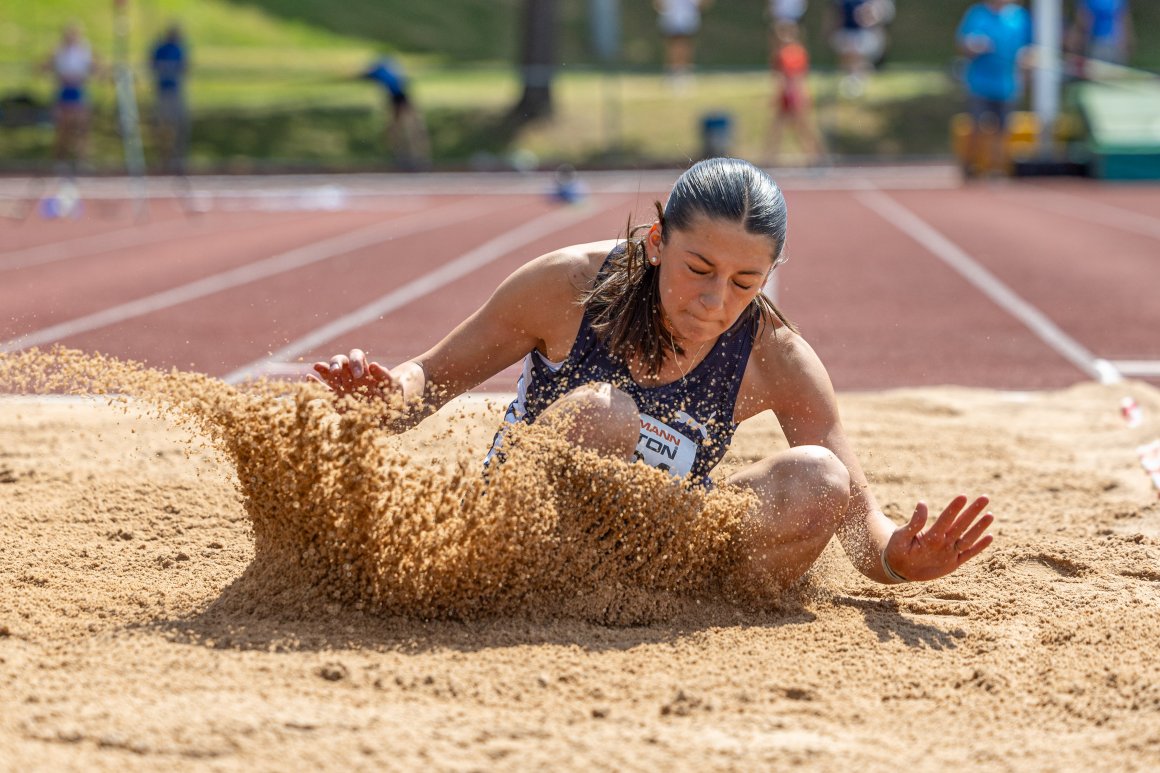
653, 0, 710, 89
827, 0, 894, 98
767, 21, 825, 166
150, 24, 190, 174
362, 57, 431, 170
43, 23, 99, 172
769, 0, 808, 25
956, 0, 1032, 177
1067, 0, 1133, 67
549, 164, 588, 204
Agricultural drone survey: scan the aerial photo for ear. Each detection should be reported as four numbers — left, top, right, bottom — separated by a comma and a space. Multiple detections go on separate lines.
648, 223, 663, 245
644, 223, 664, 263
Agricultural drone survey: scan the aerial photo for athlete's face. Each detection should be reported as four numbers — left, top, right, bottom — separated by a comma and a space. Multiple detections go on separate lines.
646, 214, 780, 345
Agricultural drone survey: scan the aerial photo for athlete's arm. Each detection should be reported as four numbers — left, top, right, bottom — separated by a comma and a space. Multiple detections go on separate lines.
749, 332, 993, 583
749, 334, 898, 581
411, 248, 592, 403
312, 242, 609, 428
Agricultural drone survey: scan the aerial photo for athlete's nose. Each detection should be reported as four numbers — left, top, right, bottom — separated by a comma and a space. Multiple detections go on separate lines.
700, 280, 726, 311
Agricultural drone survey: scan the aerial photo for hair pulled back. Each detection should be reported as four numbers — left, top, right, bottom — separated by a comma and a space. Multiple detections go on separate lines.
583, 157, 795, 377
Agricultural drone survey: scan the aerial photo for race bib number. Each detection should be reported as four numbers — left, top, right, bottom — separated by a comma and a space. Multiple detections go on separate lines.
635, 413, 698, 478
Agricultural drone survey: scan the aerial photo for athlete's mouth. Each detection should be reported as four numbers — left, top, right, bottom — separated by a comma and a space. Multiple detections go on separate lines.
684, 312, 718, 327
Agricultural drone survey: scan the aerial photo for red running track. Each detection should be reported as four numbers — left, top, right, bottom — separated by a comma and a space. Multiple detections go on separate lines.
2, 170, 1158, 392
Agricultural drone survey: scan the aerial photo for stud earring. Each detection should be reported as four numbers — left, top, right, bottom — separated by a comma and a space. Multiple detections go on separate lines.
649, 255, 660, 266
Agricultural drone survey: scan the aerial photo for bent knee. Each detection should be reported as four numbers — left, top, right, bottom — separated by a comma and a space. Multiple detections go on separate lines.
541, 382, 639, 458
553, 382, 637, 424
786, 445, 851, 502
785, 446, 851, 530
744, 445, 851, 538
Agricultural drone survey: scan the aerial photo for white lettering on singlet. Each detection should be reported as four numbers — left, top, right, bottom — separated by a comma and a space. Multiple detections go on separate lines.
635, 413, 698, 478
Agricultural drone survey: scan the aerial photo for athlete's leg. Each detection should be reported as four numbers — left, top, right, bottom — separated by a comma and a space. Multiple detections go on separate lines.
538, 382, 639, 460
723, 445, 851, 595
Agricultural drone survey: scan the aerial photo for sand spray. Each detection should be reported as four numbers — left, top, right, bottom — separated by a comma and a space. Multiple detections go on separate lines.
0, 348, 799, 624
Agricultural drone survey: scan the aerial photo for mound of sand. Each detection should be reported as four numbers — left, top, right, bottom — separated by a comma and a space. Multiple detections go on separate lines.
1, 349, 1158, 770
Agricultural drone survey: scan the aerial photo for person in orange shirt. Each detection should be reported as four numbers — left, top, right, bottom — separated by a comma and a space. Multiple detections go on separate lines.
767, 22, 825, 166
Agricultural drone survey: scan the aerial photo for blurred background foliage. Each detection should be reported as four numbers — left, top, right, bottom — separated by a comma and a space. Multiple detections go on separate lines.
1, 1, 1155, 171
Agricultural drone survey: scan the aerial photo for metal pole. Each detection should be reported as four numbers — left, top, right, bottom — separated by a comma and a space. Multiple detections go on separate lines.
1031, 0, 1062, 153
113, 0, 148, 217
589, 0, 621, 156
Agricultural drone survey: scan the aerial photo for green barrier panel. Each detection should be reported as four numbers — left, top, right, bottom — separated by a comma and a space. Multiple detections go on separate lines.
1076, 80, 1160, 180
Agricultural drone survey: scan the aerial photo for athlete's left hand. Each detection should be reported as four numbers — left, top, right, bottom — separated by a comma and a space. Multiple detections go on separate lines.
883, 495, 994, 582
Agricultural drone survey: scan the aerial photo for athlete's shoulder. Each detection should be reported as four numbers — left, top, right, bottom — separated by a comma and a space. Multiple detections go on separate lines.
519, 239, 619, 296
488, 241, 617, 360
753, 319, 822, 377
740, 319, 834, 416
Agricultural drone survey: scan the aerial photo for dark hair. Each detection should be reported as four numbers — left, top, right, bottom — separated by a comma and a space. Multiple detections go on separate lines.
582, 157, 796, 377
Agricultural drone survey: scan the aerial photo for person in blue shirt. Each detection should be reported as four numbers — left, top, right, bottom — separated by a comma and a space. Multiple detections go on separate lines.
150, 25, 190, 174
42, 24, 100, 172
956, 0, 1033, 176
311, 158, 994, 599
1067, 0, 1133, 68
361, 57, 431, 170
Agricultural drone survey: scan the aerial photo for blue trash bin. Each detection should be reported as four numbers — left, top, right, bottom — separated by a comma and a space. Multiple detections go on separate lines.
701, 112, 733, 159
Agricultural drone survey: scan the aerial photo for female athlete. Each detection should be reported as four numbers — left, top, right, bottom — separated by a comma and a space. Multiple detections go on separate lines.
313, 157, 993, 593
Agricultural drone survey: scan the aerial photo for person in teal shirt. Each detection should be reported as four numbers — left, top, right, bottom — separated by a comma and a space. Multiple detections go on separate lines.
956, 0, 1032, 176
1067, 0, 1133, 67
361, 57, 430, 170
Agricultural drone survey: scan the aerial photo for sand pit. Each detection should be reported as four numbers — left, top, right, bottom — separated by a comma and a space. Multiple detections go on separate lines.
2, 350, 1159, 770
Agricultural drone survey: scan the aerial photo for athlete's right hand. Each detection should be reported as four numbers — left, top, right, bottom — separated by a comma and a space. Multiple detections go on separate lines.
310, 348, 397, 401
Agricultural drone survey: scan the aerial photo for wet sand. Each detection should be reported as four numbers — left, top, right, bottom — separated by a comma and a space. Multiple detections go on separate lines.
1, 355, 1159, 770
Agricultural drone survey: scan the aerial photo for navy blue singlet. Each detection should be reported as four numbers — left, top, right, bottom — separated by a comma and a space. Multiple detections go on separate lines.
486, 253, 760, 486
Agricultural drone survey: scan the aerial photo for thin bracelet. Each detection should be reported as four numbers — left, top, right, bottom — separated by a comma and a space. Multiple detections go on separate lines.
880, 546, 911, 584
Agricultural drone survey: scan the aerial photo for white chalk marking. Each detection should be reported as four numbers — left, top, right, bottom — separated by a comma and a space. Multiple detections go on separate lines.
857, 188, 1123, 385
0, 217, 208, 273
224, 200, 619, 384
1109, 360, 1160, 378
1, 199, 504, 354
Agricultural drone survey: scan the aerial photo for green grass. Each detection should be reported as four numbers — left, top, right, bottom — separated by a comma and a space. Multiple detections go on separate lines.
2, 0, 1155, 171
0, 66, 964, 172
4, 1, 1158, 74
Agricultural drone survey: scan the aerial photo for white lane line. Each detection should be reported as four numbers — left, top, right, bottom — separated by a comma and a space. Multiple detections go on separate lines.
0, 211, 344, 274
1, 199, 506, 354
224, 199, 620, 384
0, 217, 193, 272
1019, 186, 1160, 241
1109, 360, 1160, 378
856, 188, 1123, 385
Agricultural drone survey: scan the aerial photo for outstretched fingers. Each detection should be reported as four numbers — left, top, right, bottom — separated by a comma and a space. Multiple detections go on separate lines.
308, 350, 391, 397
887, 495, 996, 581
924, 494, 971, 540
952, 510, 995, 564
347, 348, 368, 379
943, 495, 991, 542
955, 532, 993, 565
957, 509, 994, 546
899, 501, 929, 541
